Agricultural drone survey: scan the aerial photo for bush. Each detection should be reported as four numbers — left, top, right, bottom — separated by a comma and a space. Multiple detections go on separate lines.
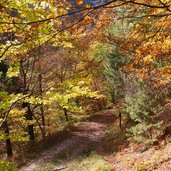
124, 81, 162, 145
0, 161, 17, 171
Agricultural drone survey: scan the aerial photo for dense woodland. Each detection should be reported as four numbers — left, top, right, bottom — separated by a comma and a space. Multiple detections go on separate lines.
0, 0, 171, 170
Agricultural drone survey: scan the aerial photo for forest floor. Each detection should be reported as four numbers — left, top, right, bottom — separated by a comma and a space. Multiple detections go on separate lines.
19, 109, 116, 171
19, 109, 171, 171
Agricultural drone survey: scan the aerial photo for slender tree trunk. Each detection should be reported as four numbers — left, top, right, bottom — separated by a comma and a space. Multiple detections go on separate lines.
39, 73, 46, 138
26, 105, 35, 141
98, 98, 106, 110
40, 105, 46, 138
20, 61, 35, 140
111, 91, 116, 104
119, 112, 122, 129
0, 62, 12, 157
64, 108, 69, 122
3, 121, 13, 157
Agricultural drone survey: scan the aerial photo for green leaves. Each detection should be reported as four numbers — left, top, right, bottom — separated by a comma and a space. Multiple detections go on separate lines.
124, 81, 163, 144
7, 62, 20, 78
46, 79, 101, 111
0, 92, 12, 110
0, 161, 17, 171
24, 96, 42, 105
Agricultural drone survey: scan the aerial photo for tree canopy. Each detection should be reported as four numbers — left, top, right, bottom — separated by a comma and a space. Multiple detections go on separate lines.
0, 0, 171, 170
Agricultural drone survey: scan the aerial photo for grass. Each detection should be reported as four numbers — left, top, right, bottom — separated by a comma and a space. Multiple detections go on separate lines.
14, 112, 90, 168
15, 110, 116, 170
36, 152, 112, 171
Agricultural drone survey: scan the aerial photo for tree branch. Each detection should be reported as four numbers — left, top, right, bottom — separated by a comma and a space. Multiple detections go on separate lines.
0, 0, 169, 25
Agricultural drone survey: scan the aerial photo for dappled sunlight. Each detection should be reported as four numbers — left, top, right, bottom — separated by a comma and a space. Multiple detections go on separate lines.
1, 0, 171, 170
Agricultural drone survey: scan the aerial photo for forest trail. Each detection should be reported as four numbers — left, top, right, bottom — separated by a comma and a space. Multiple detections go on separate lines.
20, 110, 116, 171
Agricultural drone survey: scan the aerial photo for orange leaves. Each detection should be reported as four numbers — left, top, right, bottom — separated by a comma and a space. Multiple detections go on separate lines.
161, 66, 171, 75
122, 64, 135, 72
124, 19, 171, 86
76, 0, 83, 5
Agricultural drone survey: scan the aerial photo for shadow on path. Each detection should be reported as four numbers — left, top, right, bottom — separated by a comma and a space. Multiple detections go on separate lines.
20, 110, 116, 171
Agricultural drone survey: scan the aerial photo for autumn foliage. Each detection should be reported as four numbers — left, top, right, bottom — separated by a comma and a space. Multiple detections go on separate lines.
0, 0, 171, 169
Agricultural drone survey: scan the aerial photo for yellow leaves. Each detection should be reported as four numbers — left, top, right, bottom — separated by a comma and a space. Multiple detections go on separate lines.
76, 0, 83, 5
162, 0, 171, 3
135, 49, 141, 54
24, 96, 43, 105
0, 161, 17, 171
143, 54, 154, 64
85, 4, 91, 8
84, 15, 92, 23
46, 78, 102, 112
9, 109, 25, 118
162, 37, 171, 53
7, 62, 20, 78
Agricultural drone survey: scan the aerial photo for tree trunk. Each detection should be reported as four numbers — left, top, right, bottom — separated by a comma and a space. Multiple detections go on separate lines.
40, 105, 46, 138
119, 112, 122, 129
111, 91, 116, 104
0, 62, 12, 157
2, 121, 13, 157
26, 105, 35, 141
39, 73, 46, 138
64, 108, 69, 122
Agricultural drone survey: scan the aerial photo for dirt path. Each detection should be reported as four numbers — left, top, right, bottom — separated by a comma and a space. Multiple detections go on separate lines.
20, 110, 115, 171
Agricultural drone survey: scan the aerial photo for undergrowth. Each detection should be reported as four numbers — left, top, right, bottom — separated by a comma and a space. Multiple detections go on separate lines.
36, 152, 112, 171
